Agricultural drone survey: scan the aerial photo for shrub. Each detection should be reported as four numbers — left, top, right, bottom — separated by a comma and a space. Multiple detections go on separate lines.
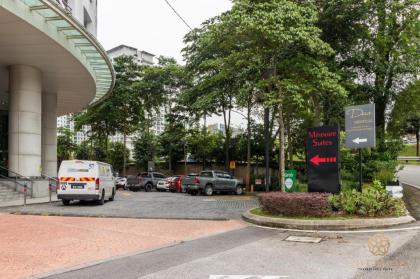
258, 192, 332, 217
329, 180, 407, 217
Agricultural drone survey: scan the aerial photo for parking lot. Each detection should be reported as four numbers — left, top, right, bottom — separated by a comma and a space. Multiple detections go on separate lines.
1, 191, 259, 220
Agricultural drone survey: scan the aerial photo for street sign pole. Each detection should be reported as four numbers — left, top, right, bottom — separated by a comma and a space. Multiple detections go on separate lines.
345, 103, 376, 193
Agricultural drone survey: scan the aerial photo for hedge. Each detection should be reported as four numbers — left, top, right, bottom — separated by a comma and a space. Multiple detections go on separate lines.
258, 192, 332, 217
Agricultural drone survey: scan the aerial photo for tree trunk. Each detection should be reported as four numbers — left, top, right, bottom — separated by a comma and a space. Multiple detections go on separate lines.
246, 101, 252, 191
287, 122, 293, 169
123, 133, 127, 177
278, 102, 285, 192
264, 107, 270, 192
168, 145, 172, 173
312, 95, 322, 127
223, 109, 230, 170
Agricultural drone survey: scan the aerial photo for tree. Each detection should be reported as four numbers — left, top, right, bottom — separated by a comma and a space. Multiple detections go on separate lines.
75, 56, 144, 175
316, 0, 419, 140
108, 142, 130, 173
186, 128, 224, 168
184, 0, 346, 191
57, 128, 75, 165
390, 81, 420, 156
158, 113, 187, 172
133, 132, 158, 171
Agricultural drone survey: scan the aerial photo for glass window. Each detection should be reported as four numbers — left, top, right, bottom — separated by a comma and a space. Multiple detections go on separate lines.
201, 171, 213, 178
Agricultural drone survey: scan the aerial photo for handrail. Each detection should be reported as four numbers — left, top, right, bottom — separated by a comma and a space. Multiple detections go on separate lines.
0, 174, 30, 190
40, 173, 58, 182
0, 165, 32, 180
0, 166, 34, 205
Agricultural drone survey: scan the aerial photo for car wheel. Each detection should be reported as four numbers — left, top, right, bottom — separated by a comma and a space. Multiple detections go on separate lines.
204, 185, 213, 196
190, 190, 197, 196
109, 188, 115, 201
98, 190, 105, 205
145, 183, 152, 192
236, 185, 244, 195
62, 199, 70, 206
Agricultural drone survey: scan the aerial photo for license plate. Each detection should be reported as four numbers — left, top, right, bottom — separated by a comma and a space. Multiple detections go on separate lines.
71, 184, 85, 189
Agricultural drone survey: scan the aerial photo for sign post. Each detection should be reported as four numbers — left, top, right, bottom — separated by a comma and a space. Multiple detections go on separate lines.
306, 126, 340, 193
285, 170, 298, 192
345, 103, 376, 191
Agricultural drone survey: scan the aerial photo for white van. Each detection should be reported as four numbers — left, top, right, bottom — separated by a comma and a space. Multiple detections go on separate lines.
57, 160, 116, 205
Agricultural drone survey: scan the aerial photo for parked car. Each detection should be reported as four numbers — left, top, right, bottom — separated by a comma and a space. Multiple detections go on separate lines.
169, 175, 184, 193
57, 160, 116, 205
126, 172, 166, 192
115, 177, 127, 190
181, 173, 199, 193
187, 170, 244, 196
157, 177, 172, 192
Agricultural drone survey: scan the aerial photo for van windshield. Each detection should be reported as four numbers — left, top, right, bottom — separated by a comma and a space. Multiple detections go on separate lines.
61, 162, 95, 176
67, 168, 90, 173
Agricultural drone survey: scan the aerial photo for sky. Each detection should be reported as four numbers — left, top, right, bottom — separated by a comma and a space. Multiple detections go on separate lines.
97, 0, 247, 127
98, 0, 232, 63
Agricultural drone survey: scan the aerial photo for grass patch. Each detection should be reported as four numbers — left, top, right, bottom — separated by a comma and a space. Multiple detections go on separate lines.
400, 144, 419, 156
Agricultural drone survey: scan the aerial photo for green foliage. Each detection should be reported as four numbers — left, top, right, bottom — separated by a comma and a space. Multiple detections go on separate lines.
75, 141, 91, 160
329, 180, 407, 217
133, 132, 158, 171
317, 0, 419, 138
186, 129, 224, 167
158, 113, 188, 171
108, 142, 130, 173
57, 128, 75, 164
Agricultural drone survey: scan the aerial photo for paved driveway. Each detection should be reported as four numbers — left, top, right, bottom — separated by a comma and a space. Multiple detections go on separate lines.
1, 191, 259, 220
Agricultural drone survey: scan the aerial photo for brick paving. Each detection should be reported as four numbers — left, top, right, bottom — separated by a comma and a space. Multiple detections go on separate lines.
0, 213, 246, 279
1, 191, 260, 220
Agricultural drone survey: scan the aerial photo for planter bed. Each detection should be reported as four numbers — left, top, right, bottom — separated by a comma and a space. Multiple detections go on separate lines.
242, 208, 415, 231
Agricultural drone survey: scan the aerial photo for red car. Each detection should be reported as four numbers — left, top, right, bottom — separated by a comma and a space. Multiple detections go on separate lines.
169, 175, 184, 193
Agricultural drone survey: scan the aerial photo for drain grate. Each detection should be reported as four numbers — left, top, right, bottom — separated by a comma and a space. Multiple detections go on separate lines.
284, 235, 323, 243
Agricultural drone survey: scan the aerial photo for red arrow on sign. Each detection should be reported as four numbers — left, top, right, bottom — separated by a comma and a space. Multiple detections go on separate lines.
310, 155, 337, 166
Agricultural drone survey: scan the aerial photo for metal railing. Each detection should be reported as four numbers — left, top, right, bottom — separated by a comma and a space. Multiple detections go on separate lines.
41, 173, 59, 203
56, 0, 72, 14
0, 166, 33, 206
398, 156, 420, 162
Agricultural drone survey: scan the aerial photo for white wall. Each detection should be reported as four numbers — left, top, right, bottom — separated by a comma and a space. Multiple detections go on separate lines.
66, 0, 98, 36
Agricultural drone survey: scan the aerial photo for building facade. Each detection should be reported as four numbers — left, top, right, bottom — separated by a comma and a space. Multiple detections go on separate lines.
0, 0, 114, 182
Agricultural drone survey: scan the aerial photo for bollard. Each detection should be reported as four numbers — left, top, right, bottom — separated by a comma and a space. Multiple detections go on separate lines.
49, 181, 52, 203
23, 182, 27, 206
251, 184, 254, 193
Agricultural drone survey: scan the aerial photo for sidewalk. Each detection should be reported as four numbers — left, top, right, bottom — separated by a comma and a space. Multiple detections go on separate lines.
0, 193, 58, 208
0, 214, 245, 279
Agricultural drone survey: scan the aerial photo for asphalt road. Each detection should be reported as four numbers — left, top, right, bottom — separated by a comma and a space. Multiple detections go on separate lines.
45, 226, 419, 279
1, 191, 259, 220
398, 164, 420, 187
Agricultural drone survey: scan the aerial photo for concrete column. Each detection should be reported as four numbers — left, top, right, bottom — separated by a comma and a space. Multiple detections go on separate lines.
42, 92, 57, 177
8, 65, 42, 177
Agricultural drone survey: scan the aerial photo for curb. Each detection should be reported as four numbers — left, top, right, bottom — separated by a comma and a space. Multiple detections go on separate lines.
8, 211, 231, 221
402, 182, 420, 191
242, 208, 416, 231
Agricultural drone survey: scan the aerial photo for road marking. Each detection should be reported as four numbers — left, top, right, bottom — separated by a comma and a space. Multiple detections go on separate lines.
209, 276, 290, 279
284, 235, 323, 243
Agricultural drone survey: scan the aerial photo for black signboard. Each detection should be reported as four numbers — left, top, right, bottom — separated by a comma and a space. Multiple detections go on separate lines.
306, 126, 340, 194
